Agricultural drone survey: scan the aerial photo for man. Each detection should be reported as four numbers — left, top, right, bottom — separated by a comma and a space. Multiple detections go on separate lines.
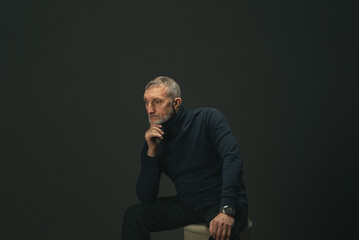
122, 76, 248, 240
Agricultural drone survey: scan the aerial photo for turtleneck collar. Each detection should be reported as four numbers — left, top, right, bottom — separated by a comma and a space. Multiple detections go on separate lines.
161, 105, 186, 140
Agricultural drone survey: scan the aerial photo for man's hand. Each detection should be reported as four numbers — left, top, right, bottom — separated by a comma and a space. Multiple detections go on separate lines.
209, 212, 235, 240
145, 124, 164, 157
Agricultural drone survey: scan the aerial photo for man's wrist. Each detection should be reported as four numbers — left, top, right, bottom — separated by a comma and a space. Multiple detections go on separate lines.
219, 205, 236, 218
147, 148, 157, 157
147, 145, 158, 157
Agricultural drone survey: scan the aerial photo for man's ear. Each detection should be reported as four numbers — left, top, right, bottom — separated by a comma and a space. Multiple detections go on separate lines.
173, 98, 182, 112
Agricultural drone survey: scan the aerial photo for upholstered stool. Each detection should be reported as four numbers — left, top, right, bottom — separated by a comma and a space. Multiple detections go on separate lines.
184, 219, 252, 240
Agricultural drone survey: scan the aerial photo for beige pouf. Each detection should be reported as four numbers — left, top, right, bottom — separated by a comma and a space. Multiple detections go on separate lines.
184, 219, 252, 240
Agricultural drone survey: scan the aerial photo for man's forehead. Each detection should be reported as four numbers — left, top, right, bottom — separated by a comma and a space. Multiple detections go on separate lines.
144, 86, 168, 98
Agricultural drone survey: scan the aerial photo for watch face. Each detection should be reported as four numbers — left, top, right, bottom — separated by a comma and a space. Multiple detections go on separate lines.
225, 207, 233, 214
222, 206, 235, 216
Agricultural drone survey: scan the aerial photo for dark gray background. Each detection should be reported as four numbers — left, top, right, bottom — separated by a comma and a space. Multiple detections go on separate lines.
1, 0, 358, 240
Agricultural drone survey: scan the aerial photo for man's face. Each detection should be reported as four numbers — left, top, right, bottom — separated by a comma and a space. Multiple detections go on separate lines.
144, 86, 174, 124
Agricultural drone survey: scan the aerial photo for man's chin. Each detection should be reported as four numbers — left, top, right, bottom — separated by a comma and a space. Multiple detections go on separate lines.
149, 120, 161, 124
148, 117, 163, 125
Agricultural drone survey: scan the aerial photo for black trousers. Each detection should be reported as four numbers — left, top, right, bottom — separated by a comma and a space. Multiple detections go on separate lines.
122, 196, 248, 240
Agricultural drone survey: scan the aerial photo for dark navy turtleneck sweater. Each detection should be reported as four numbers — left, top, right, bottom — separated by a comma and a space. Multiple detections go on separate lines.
136, 105, 247, 211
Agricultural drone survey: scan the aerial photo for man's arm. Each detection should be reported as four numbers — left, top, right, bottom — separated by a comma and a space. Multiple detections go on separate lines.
136, 144, 162, 203
209, 109, 243, 212
207, 109, 243, 240
136, 124, 164, 203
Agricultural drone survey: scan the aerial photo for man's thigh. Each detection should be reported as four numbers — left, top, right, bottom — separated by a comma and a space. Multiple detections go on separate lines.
125, 196, 201, 232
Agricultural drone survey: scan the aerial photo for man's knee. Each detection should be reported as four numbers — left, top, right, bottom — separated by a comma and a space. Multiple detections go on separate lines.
123, 203, 151, 225
122, 203, 154, 239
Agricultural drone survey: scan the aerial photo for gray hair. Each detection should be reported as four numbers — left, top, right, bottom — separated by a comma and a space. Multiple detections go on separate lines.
145, 76, 181, 99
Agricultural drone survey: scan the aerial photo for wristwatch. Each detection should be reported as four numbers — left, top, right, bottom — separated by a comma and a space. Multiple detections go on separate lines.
220, 205, 235, 217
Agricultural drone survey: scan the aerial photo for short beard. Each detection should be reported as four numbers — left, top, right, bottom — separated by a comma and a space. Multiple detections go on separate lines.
148, 106, 174, 125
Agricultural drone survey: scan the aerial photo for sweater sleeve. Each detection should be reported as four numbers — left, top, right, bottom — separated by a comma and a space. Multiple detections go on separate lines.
207, 109, 243, 212
136, 143, 162, 203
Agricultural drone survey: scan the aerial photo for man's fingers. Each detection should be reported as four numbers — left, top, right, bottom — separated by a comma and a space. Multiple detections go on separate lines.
146, 126, 164, 140
209, 221, 213, 237
150, 124, 163, 131
226, 225, 232, 240
209, 220, 217, 238
216, 223, 224, 240
149, 126, 164, 135
221, 226, 227, 240
153, 128, 164, 136
153, 133, 163, 139
146, 131, 162, 138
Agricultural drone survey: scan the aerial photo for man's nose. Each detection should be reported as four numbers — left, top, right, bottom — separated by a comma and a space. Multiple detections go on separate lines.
147, 103, 155, 114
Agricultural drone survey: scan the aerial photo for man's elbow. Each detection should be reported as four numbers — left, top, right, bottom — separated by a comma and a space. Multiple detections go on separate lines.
136, 192, 157, 203
136, 187, 158, 203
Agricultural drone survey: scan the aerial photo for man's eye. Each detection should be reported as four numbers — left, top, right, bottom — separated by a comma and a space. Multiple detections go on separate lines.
155, 101, 161, 104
